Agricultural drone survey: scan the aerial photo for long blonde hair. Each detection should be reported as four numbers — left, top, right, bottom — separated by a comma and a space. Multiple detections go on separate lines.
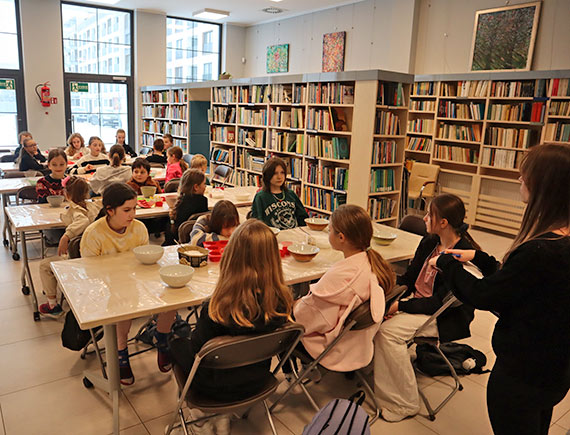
209, 219, 293, 327
66, 133, 85, 156
330, 204, 395, 297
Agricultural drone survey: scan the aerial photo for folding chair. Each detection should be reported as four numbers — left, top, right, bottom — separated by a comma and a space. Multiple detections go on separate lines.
164, 178, 181, 193
165, 322, 305, 435
407, 162, 439, 215
271, 285, 408, 425
213, 164, 233, 187
139, 146, 152, 156
399, 214, 427, 237
183, 153, 194, 166
178, 211, 211, 244
15, 186, 46, 259
149, 162, 164, 168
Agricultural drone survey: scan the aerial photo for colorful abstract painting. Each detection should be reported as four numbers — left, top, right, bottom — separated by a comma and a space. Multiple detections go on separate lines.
470, 2, 540, 71
266, 44, 289, 74
322, 31, 346, 73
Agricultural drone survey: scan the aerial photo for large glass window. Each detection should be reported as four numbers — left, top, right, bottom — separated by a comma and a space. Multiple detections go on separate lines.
0, 0, 26, 150
166, 17, 221, 84
61, 3, 133, 146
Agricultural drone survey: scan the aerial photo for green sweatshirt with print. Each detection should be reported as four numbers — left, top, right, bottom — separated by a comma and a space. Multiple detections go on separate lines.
251, 189, 309, 230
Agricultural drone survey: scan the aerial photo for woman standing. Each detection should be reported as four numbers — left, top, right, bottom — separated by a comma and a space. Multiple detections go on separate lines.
431, 144, 570, 435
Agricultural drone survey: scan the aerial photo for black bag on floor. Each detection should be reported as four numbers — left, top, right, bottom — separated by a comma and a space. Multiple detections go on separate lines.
302, 390, 371, 435
61, 311, 102, 351
415, 342, 489, 376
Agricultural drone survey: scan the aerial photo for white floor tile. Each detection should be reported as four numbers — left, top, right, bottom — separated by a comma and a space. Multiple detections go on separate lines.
0, 304, 63, 346
548, 424, 569, 435
553, 391, 570, 428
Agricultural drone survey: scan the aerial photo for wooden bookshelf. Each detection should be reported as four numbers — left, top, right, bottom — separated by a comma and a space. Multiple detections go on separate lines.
407, 70, 570, 236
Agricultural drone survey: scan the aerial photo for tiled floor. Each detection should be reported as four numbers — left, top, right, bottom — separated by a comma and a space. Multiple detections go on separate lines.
0, 225, 568, 435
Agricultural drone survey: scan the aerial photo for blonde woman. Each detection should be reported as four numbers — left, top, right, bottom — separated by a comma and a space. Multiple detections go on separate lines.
65, 133, 87, 159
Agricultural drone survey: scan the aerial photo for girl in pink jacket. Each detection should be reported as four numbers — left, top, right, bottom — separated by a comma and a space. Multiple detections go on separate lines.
293, 204, 395, 371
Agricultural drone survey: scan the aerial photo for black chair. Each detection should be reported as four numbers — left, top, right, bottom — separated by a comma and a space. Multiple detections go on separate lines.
0, 154, 16, 162
399, 215, 427, 237
164, 178, 181, 193
139, 146, 152, 156
213, 165, 233, 187
178, 211, 211, 244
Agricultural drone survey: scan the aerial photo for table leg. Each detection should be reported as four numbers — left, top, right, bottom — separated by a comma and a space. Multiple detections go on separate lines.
19, 231, 39, 321
2, 193, 18, 260
105, 324, 121, 435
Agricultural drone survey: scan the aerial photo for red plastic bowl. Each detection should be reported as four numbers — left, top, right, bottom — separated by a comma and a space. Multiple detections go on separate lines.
208, 250, 222, 262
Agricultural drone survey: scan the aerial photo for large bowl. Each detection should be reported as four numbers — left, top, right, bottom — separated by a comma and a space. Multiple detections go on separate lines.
141, 186, 157, 198
47, 195, 65, 208
178, 245, 209, 267
304, 217, 329, 231
160, 264, 194, 288
133, 245, 164, 264
288, 243, 320, 262
373, 230, 398, 246
211, 189, 224, 199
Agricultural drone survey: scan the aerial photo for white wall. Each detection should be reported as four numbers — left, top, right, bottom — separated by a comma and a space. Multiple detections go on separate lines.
20, 0, 67, 150
222, 24, 246, 78
243, 0, 418, 77
413, 0, 570, 74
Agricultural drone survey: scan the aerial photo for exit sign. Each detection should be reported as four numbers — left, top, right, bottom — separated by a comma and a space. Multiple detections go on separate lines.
70, 82, 89, 92
0, 79, 15, 90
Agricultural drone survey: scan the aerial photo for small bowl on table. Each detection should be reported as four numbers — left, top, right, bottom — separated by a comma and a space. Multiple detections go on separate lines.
211, 189, 225, 199
304, 218, 329, 231
288, 243, 320, 263
141, 186, 157, 198
177, 245, 209, 267
165, 196, 177, 208
133, 245, 164, 265
47, 195, 65, 208
235, 192, 251, 201
160, 264, 194, 288
373, 230, 398, 246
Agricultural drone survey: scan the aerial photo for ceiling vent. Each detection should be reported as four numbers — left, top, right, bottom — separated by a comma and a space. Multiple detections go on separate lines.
262, 7, 283, 14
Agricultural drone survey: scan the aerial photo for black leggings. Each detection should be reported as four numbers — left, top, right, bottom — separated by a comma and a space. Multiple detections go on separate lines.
486, 362, 569, 435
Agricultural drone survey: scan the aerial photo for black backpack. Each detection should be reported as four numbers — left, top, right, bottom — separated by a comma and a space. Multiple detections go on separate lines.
61, 311, 102, 351
415, 342, 489, 376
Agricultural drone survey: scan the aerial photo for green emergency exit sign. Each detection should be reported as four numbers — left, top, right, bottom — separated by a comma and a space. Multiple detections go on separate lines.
0, 79, 15, 90
70, 82, 89, 92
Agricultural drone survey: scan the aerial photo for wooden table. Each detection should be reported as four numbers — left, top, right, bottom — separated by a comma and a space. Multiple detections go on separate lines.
50, 225, 420, 434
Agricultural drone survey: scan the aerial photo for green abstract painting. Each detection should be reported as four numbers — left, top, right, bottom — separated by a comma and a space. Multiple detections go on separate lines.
470, 2, 540, 71
266, 44, 289, 74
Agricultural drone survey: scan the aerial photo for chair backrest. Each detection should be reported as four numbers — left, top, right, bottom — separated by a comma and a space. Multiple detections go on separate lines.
408, 162, 439, 198
139, 146, 152, 156
197, 323, 304, 370
16, 186, 38, 204
68, 235, 82, 259
399, 214, 427, 236
344, 300, 375, 331
2, 171, 28, 179
149, 162, 165, 168
182, 153, 194, 166
164, 178, 180, 193
178, 211, 210, 243
214, 164, 232, 179
0, 154, 15, 162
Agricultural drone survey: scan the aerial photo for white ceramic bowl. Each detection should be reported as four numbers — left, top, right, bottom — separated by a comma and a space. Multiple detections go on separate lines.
304, 217, 329, 231
288, 243, 320, 262
160, 264, 194, 288
140, 186, 157, 198
373, 230, 398, 246
235, 192, 251, 201
47, 195, 65, 208
133, 245, 164, 264
211, 189, 224, 199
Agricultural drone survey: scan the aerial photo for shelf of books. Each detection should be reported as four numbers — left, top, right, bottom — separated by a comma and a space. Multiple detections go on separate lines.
204, 71, 412, 221
141, 89, 189, 149
407, 71, 570, 235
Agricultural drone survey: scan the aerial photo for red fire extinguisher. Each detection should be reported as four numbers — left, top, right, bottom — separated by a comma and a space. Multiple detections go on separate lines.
35, 82, 51, 107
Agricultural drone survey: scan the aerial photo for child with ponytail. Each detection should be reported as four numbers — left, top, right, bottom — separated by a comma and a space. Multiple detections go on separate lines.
374, 193, 478, 422
293, 204, 394, 372
89, 144, 132, 195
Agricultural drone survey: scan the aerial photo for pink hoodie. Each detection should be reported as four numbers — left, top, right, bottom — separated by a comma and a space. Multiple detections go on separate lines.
294, 251, 386, 371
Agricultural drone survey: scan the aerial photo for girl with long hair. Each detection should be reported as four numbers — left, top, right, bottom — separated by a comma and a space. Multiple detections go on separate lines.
65, 132, 87, 159
69, 136, 110, 175
431, 144, 570, 435
165, 146, 188, 183
189, 200, 240, 246
89, 144, 132, 195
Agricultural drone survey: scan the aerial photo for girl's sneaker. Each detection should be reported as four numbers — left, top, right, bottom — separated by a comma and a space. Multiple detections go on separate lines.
39, 303, 63, 317
119, 364, 135, 386
157, 349, 172, 373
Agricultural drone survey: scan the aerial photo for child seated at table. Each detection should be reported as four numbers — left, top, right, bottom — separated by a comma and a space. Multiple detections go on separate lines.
70, 136, 110, 175
251, 157, 308, 230
13, 131, 32, 159
89, 145, 132, 195
190, 153, 210, 185
145, 139, 167, 166
165, 146, 188, 183
81, 182, 176, 384
189, 200, 239, 246
169, 219, 293, 433
65, 133, 87, 160
18, 138, 47, 173
36, 149, 67, 203
291, 204, 394, 374
127, 158, 162, 195
163, 169, 207, 246
162, 133, 173, 151
38, 176, 101, 316
115, 128, 137, 158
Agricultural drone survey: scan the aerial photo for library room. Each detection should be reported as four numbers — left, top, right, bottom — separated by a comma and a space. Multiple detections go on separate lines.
0, 0, 569, 434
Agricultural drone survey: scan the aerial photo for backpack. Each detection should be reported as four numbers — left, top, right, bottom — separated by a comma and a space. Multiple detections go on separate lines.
61, 311, 102, 351
135, 313, 192, 347
302, 390, 371, 435
415, 342, 489, 376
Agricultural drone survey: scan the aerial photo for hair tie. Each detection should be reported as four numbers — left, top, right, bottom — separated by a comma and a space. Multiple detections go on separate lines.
458, 222, 469, 233
365, 246, 371, 252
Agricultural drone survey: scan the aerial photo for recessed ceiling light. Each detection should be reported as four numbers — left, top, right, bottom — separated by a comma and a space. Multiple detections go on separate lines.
262, 7, 283, 14
193, 8, 230, 20
270, 0, 284, 2
85, 0, 121, 4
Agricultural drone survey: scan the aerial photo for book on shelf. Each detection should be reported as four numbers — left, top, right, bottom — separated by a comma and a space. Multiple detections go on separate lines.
372, 140, 397, 164
375, 111, 401, 135
269, 107, 303, 128
304, 187, 346, 212
435, 145, 479, 164
490, 81, 535, 98
410, 100, 436, 111
308, 82, 355, 105
306, 135, 349, 160
369, 168, 395, 193
270, 84, 292, 103
413, 82, 435, 96
481, 148, 519, 169
544, 122, 570, 142
549, 101, 570, 117
307, 108, 349, 132
551, 79, 570, 97
438, 123, 481, 142
268, 130, 304, 154
438, 101, 485, 120
487, 102, 545, 123
213, 87, 236, 104
238, 128, 266, 148
486, 127, 532, 149
378, 82, 406, 106
210, 126, 235, 143
440, 81, 488, 97
368, 197, 397, 220
408, 119, 434, 134
211, 148, 234, 165
238, 107, 267, 125
406, 136, 432, 152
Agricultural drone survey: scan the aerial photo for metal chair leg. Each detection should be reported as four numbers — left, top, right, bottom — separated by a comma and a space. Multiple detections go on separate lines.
355, 370, 380, 425
264, 400, 278, 435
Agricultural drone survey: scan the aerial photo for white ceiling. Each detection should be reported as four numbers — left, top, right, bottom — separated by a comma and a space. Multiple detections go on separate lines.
79, 0, 364, 26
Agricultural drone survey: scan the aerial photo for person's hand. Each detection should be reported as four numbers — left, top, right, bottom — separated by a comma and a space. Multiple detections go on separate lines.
384, 301, 399, 320
86, 164, 94, 171
442, 249, 476, 263
58, 235, 70, 256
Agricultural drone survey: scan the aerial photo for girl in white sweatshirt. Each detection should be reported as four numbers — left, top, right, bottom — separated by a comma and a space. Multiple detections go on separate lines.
69, 136, 110, 175
89, 144, 132, 195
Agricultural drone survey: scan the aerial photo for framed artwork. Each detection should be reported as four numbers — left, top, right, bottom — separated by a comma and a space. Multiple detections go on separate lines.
322, 31, 346, 72
266, 44, 289, 74
469, 2, 541, 72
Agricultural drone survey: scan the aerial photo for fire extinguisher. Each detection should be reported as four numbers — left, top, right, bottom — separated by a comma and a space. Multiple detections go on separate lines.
35, 82, 51, 107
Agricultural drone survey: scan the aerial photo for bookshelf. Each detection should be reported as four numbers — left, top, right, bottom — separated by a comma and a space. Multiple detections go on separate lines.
205, 71, 412, 224
408, 70, 570, 236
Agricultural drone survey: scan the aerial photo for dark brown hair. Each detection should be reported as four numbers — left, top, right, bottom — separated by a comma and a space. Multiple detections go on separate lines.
108, 144, 125, 167
132, 157, 151, 174
429, 194, 481, 250
170, 168, 206, 225
504, 144, 570, 261
162, 133, 173, 143
64, 176, 89, 209
207, 200, 240, 234
167, 146, 188, 172
102, 182, 137, 215
47, 148, 68, 164
153, 138, 164, 152
262, 157, 288, 192
330, 204, 395, 297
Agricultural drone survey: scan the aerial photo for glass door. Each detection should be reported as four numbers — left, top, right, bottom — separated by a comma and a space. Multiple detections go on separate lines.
0, 75, 25, 148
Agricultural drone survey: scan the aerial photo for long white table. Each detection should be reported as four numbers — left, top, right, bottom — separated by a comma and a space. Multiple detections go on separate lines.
50, 225, 420, 434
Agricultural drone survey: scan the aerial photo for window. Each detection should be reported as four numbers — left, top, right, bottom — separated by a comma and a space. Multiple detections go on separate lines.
62, 3, 133, 146
166, 17, 221, 84
0, 0, 26, 149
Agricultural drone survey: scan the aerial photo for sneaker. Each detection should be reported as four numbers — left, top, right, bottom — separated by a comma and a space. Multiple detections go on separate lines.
212, 415, 230, 435
39, 303, 63, 317
188, 408, 215, 435
119, 364, 135, 386
157, 348, 172, 373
